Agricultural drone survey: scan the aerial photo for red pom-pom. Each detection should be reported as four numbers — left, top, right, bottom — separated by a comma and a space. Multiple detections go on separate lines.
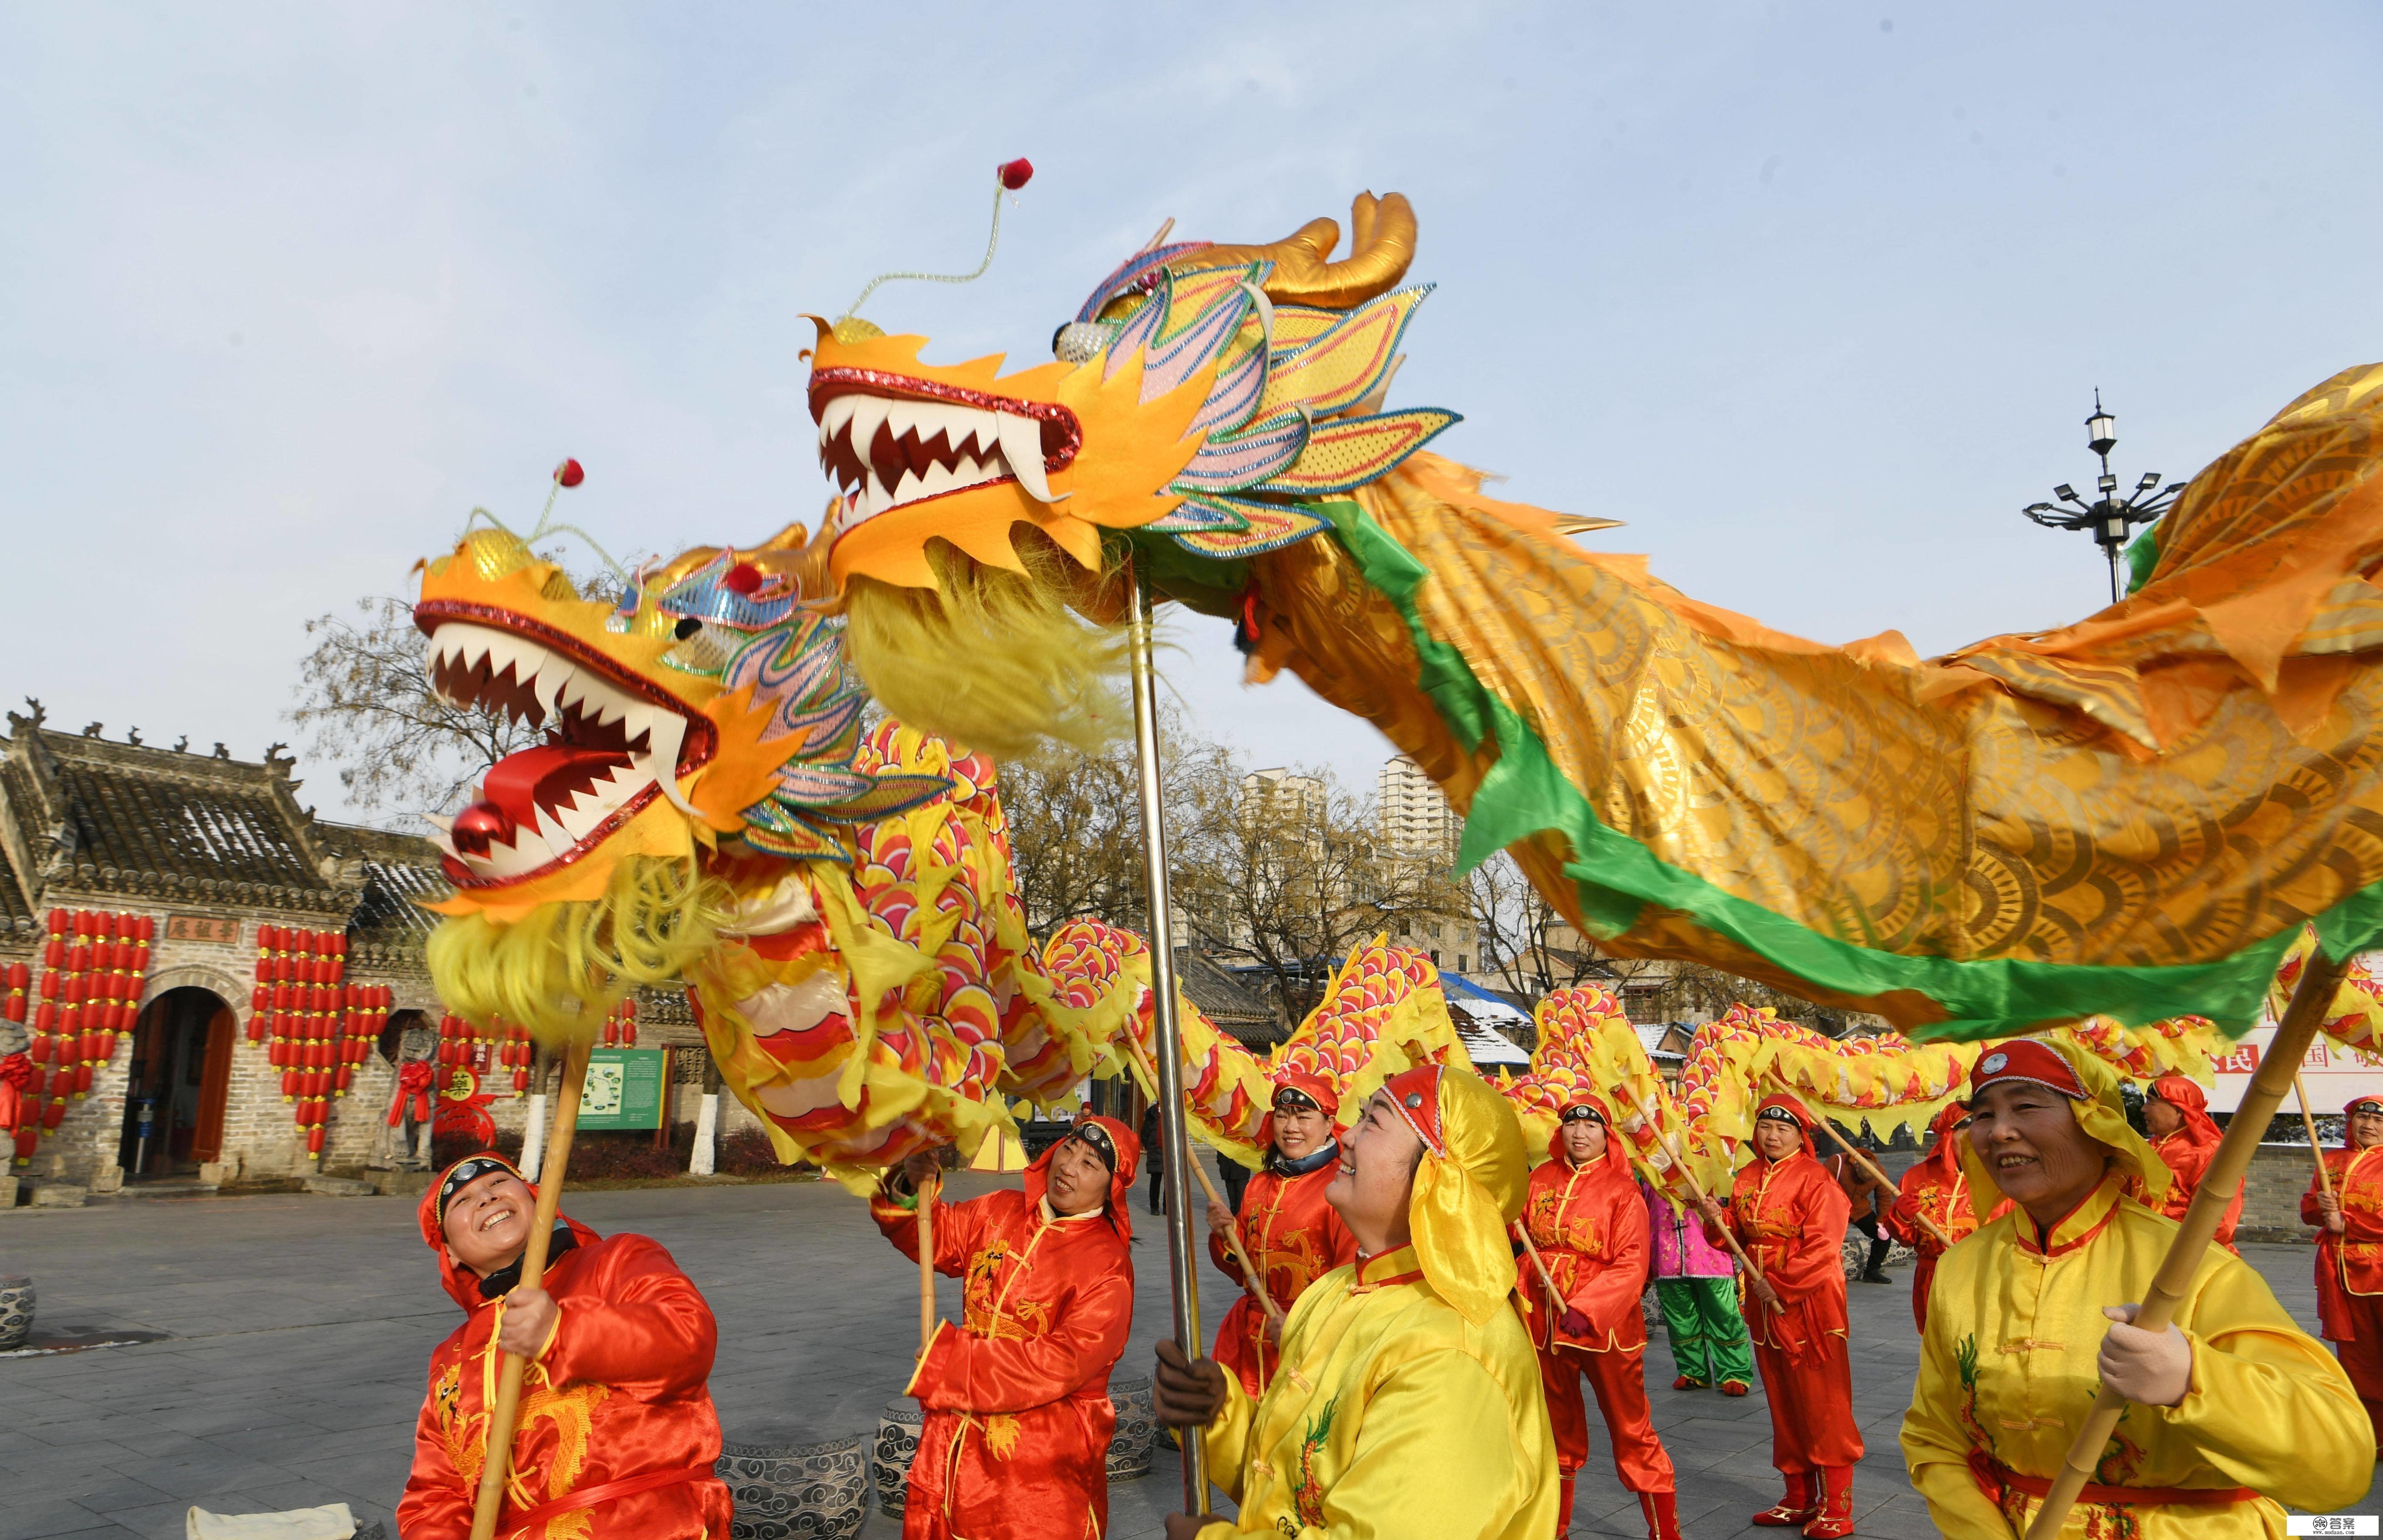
553, 458, 585, 488
998, 158, 1034, 191
722, 562, 763, 596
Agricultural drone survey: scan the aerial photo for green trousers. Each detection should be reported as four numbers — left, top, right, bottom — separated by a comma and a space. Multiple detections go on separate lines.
1656, 1277, 1754, 1388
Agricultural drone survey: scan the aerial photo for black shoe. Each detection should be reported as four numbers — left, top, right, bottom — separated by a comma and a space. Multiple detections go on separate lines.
1859, 1270, 1893, 1284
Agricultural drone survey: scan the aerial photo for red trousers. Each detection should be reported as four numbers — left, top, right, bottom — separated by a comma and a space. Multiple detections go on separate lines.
1537, 1343, 1675, 1494
2335, 1295, 2383, 1459
1909, 1255, 1938, 1333
1751, 1335, 1864, 1473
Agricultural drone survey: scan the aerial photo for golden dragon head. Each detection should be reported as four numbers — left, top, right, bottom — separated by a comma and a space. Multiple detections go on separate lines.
816, 193, 1467, 749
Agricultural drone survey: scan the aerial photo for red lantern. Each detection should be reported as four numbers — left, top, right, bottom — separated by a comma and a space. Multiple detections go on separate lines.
306, 1127, 325, 1157
73, 1064, 92, 1097
41, 1100, 64, 1130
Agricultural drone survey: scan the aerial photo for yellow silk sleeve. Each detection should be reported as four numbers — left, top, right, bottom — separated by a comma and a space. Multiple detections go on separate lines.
1201, 1367, 1257, 1506
1898, 1298, 2011, 1539
2165, 1267, 2372, 1515
1312, 1347, 1546, 1540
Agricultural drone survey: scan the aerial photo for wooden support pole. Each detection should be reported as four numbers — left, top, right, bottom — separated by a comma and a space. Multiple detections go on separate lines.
1512, 1219, 1563, 1311
1805, 1107, 1954, 1249
918, 1172, 940, 1357
2296, 1070, 2336, 1205
2023, 948, 2351, 1540
468, 1034, 591, 1540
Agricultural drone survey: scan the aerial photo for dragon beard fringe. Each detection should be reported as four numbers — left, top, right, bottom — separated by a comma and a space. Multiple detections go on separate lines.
843, 537, 1132, 761
425, 854, 731, 1043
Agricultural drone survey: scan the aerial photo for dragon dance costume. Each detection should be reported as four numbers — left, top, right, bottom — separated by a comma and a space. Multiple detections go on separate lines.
2145, 1073, 2244, 1250
1885, 1104, 1992, 1333
1704, 1094, 1862, 1537
398, 1155, 731, 1540
1901, 1039, 2370, 1537
1641, 1175, 1752, 1395
2306, 1094, 2383, 1460
873, 1115, 1139, 1540
1196, 1064, 1557, 1540
1210, 1074, 1358, 1397
1518, 1093, 1677, 1540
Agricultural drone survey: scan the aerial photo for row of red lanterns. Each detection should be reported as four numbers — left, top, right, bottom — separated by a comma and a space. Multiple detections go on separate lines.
254, 928, 381, 1161
11, 911, 151, 1164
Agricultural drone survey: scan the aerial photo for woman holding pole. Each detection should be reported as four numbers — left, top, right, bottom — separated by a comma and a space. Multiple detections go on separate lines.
1697, 1093, 1862, 1537
1204, 1073, 1356, 1397
872, 1115, 1141, 1540
2306, 1092, 2383, 1460
1900, 1038, 2368, 1537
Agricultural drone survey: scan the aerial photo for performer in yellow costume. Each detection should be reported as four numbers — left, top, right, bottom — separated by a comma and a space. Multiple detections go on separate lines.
1152, 1062, 1557, 1540
1900, 1038, 2371, 1536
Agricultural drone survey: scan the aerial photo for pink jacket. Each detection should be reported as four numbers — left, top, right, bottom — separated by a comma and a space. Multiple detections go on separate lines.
1641, 1177, 1734, 1279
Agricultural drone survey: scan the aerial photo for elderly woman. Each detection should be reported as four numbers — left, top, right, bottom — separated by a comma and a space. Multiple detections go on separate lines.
1697, 1093, 1862, 1537
1901, 1038, 2370, 1537
2306, 1092, 2383, 1460
1205, 1072, 1359, 1396
1521, 1091, 1677, 1540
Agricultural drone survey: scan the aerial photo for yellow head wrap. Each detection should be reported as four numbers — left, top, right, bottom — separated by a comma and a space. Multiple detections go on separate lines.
1382, 1063, 1531, 1325
1955, 1034, 2169, 1224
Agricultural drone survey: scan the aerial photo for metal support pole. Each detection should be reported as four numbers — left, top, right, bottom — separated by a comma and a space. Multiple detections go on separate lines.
1127, 570, 1208, 1514
2105, 539, 2127, 606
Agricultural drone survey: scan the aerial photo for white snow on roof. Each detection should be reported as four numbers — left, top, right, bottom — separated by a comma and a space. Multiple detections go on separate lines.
1456, 1020, 1532, 1066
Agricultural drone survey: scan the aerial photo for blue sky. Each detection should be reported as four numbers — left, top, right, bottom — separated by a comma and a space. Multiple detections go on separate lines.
4, 3, 2378, 827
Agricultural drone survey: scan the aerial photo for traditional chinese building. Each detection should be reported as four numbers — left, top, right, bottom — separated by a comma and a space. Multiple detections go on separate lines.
0, 709, 721, 1194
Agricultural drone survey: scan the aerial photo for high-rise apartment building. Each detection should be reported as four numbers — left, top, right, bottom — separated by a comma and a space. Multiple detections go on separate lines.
1377, 754, 1461, 859
1240, 767, 1324, 825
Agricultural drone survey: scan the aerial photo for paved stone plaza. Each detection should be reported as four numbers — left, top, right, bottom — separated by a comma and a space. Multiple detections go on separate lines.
0, 1163, 2354, 1540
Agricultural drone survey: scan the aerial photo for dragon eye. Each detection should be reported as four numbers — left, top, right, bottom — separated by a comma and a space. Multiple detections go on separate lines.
673, 617, 702, 640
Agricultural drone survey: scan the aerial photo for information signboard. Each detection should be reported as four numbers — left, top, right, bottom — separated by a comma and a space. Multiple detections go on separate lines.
577, 1048, 666, 1131
2209, 1024, 2383, 1115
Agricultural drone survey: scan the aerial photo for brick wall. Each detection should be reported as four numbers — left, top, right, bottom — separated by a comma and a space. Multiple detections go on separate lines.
2238, 1143, 2327, 1242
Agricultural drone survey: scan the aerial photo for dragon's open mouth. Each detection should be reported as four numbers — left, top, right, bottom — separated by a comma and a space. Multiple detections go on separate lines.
416, 606, 716, 888
810, 367, 1081, 526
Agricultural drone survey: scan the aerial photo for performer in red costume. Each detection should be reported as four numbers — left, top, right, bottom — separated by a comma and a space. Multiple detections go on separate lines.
1884, 1104, 1995, 1332
2144, 1072, 2243, 1249
2307, 1091, 2383, 1460
1206, 1073, 1358, 1395
1699, 1094, 1862, 1538
874, 1114, 1140, 1540
397, 1153, 731, 1539
1521, 1092, 1678, 1540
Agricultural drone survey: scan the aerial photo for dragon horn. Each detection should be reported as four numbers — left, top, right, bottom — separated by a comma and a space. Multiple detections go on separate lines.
1175, 192, 1418, 310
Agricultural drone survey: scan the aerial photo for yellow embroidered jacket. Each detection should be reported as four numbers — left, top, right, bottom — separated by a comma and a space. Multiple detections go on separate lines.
1196, 1245, 1557, 1540
1899, 1174, 2372, 1537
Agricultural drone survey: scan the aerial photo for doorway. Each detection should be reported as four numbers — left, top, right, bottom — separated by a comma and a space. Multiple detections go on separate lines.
118, 986, 235, 1179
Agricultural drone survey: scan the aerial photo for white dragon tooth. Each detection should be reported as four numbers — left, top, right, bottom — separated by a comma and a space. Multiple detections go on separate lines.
844, 396, 891, 460
960, 412, 1000, 458
529, 653, 574, 722
455, 626, 495, 672
819, 395, 859, 442
630, 710, 700, 820
916, 459, 959, 499
862, 472, 891, 519
890, 465, 925, 507
532, 802, 577, 855
997, 413, 1065, 503
482, 630, 536, 687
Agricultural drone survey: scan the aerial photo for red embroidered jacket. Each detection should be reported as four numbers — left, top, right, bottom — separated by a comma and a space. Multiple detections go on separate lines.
1209, 1161, 1359, 1394
1705, 1148, 1850, 1359
1518, 1145, 1649, 1353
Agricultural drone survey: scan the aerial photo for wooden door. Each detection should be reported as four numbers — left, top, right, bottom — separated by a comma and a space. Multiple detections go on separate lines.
191, 1002, 236, 1164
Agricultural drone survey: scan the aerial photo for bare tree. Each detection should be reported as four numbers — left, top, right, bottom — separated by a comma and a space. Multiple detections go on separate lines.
290, 558, 619, 823
1173, 765, 1458, 1022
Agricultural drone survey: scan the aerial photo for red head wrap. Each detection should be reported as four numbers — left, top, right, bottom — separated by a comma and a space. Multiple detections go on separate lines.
2147, 1073, 2222, 1149
1549, 1088, 1616, 1163
1257, 1069, 1342, 1155
1967, 1039, 2088, 1101
1752, 1092, 1815, 1135
1023, 1113, 1142, 1238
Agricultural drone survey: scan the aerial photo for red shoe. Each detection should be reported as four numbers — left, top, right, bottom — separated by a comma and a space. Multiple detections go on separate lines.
1671, 1374, 1705, 1390
1751, 1471, 1817, 1527
1720, 1379, 1751, 1396
1638, 1490, 1682, 1540
1801, 1464, 1854, 1537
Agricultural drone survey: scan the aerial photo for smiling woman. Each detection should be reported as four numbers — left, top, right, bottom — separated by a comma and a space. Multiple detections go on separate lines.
1901, 1037, 2373, 1537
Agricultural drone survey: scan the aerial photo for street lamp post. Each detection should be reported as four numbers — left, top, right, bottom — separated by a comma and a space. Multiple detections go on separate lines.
2022, 390, 2190, 605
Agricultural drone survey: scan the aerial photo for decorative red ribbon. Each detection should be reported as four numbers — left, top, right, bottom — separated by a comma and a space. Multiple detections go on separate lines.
388, 1060, 434, 1128
497, 1461, 715, 1537
1970, 1448, 2253, 1509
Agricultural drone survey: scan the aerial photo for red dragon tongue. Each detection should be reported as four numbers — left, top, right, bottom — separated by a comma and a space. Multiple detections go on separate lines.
480, 743, 636, 838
